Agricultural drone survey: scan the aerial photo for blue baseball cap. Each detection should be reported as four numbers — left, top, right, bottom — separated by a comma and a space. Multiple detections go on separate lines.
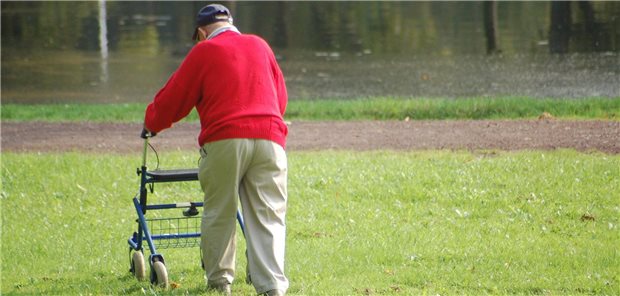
192, 4, 232, 41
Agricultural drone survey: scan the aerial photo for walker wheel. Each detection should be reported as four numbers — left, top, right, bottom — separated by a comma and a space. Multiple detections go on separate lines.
152, 260, 169, 289
131, 251, 146, 281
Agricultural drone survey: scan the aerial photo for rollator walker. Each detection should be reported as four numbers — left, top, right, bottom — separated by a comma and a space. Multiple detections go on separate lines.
127, 136, 247, 288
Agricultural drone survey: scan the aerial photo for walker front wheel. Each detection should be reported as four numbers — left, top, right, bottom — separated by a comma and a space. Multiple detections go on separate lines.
131, 251, 146, 281
152, 260, 169, 289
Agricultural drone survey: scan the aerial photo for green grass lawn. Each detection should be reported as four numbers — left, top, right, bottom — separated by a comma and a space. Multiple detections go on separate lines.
2, 97, 619, 122
2, 150, 618, 295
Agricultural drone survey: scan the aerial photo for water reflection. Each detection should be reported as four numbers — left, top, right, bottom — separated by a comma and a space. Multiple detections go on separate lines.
1, 1, 619, 103
283, 51, 619, 99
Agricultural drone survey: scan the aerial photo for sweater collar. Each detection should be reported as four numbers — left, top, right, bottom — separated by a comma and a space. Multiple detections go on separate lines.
207, 25, 240, 40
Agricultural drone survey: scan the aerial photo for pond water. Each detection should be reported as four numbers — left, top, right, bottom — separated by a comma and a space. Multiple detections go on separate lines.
2, 1, 619, 103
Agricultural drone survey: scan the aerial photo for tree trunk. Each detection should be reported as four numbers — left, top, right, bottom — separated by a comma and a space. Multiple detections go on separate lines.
549, 1, 571, 53
483, 1, 500, 54
578, 0, 600, 49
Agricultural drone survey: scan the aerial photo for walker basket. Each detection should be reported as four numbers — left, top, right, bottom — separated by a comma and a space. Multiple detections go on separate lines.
145, 216, 201, 249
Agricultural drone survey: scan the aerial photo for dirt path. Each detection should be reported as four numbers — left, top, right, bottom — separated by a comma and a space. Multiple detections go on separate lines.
2, 120, 619, 154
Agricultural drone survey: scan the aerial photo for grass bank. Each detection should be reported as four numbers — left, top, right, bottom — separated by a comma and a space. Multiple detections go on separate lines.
2, 151, 618, 295
2, 97, 618, 122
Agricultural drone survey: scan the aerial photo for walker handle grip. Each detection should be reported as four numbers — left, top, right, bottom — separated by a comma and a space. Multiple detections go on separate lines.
140, 128, 156, 139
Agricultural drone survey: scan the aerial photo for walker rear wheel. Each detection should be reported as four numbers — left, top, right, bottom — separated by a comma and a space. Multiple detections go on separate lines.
131, 251, 146, 281
152, 260, 169, 289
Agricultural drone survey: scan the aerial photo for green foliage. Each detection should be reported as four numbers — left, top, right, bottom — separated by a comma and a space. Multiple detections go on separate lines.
2, 97, 619, 122
2, 151, 618, 295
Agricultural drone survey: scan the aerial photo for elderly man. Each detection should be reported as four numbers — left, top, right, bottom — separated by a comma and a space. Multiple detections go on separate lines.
142, 4, 289, 296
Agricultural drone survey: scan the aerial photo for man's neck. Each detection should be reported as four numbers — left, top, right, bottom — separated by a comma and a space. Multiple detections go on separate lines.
207, 24, 239, 40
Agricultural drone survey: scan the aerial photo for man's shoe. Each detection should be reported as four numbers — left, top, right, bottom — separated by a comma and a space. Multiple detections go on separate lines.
207, 283, 231, 296
261, 289, 285, 296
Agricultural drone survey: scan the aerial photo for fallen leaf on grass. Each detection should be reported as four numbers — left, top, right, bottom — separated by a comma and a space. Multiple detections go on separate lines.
538, 112, 554, 120
580, 214, 596, 222
312, 232, 333, 238
354, 287, 374, 295
170, 282, 180, 289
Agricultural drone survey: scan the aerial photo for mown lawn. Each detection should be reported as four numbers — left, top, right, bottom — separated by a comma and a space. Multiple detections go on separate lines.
2, 150, 618, 295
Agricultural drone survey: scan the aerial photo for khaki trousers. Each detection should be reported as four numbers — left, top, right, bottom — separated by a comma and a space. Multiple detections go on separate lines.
198, 139, 289, 294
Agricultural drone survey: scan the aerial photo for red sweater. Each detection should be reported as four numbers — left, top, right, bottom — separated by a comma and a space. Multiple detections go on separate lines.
144, 31, 288, 148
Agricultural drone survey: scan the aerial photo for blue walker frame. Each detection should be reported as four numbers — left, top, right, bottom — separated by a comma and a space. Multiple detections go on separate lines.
127, 137, 246, 286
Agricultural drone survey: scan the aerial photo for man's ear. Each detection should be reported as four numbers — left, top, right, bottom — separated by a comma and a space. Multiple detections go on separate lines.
198, 27, 207, 39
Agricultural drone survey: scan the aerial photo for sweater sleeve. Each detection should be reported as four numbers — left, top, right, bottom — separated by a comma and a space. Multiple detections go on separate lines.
144, 46, 204, 133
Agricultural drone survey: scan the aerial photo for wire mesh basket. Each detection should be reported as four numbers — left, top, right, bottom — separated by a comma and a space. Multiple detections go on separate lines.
146, 216, 201, 249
